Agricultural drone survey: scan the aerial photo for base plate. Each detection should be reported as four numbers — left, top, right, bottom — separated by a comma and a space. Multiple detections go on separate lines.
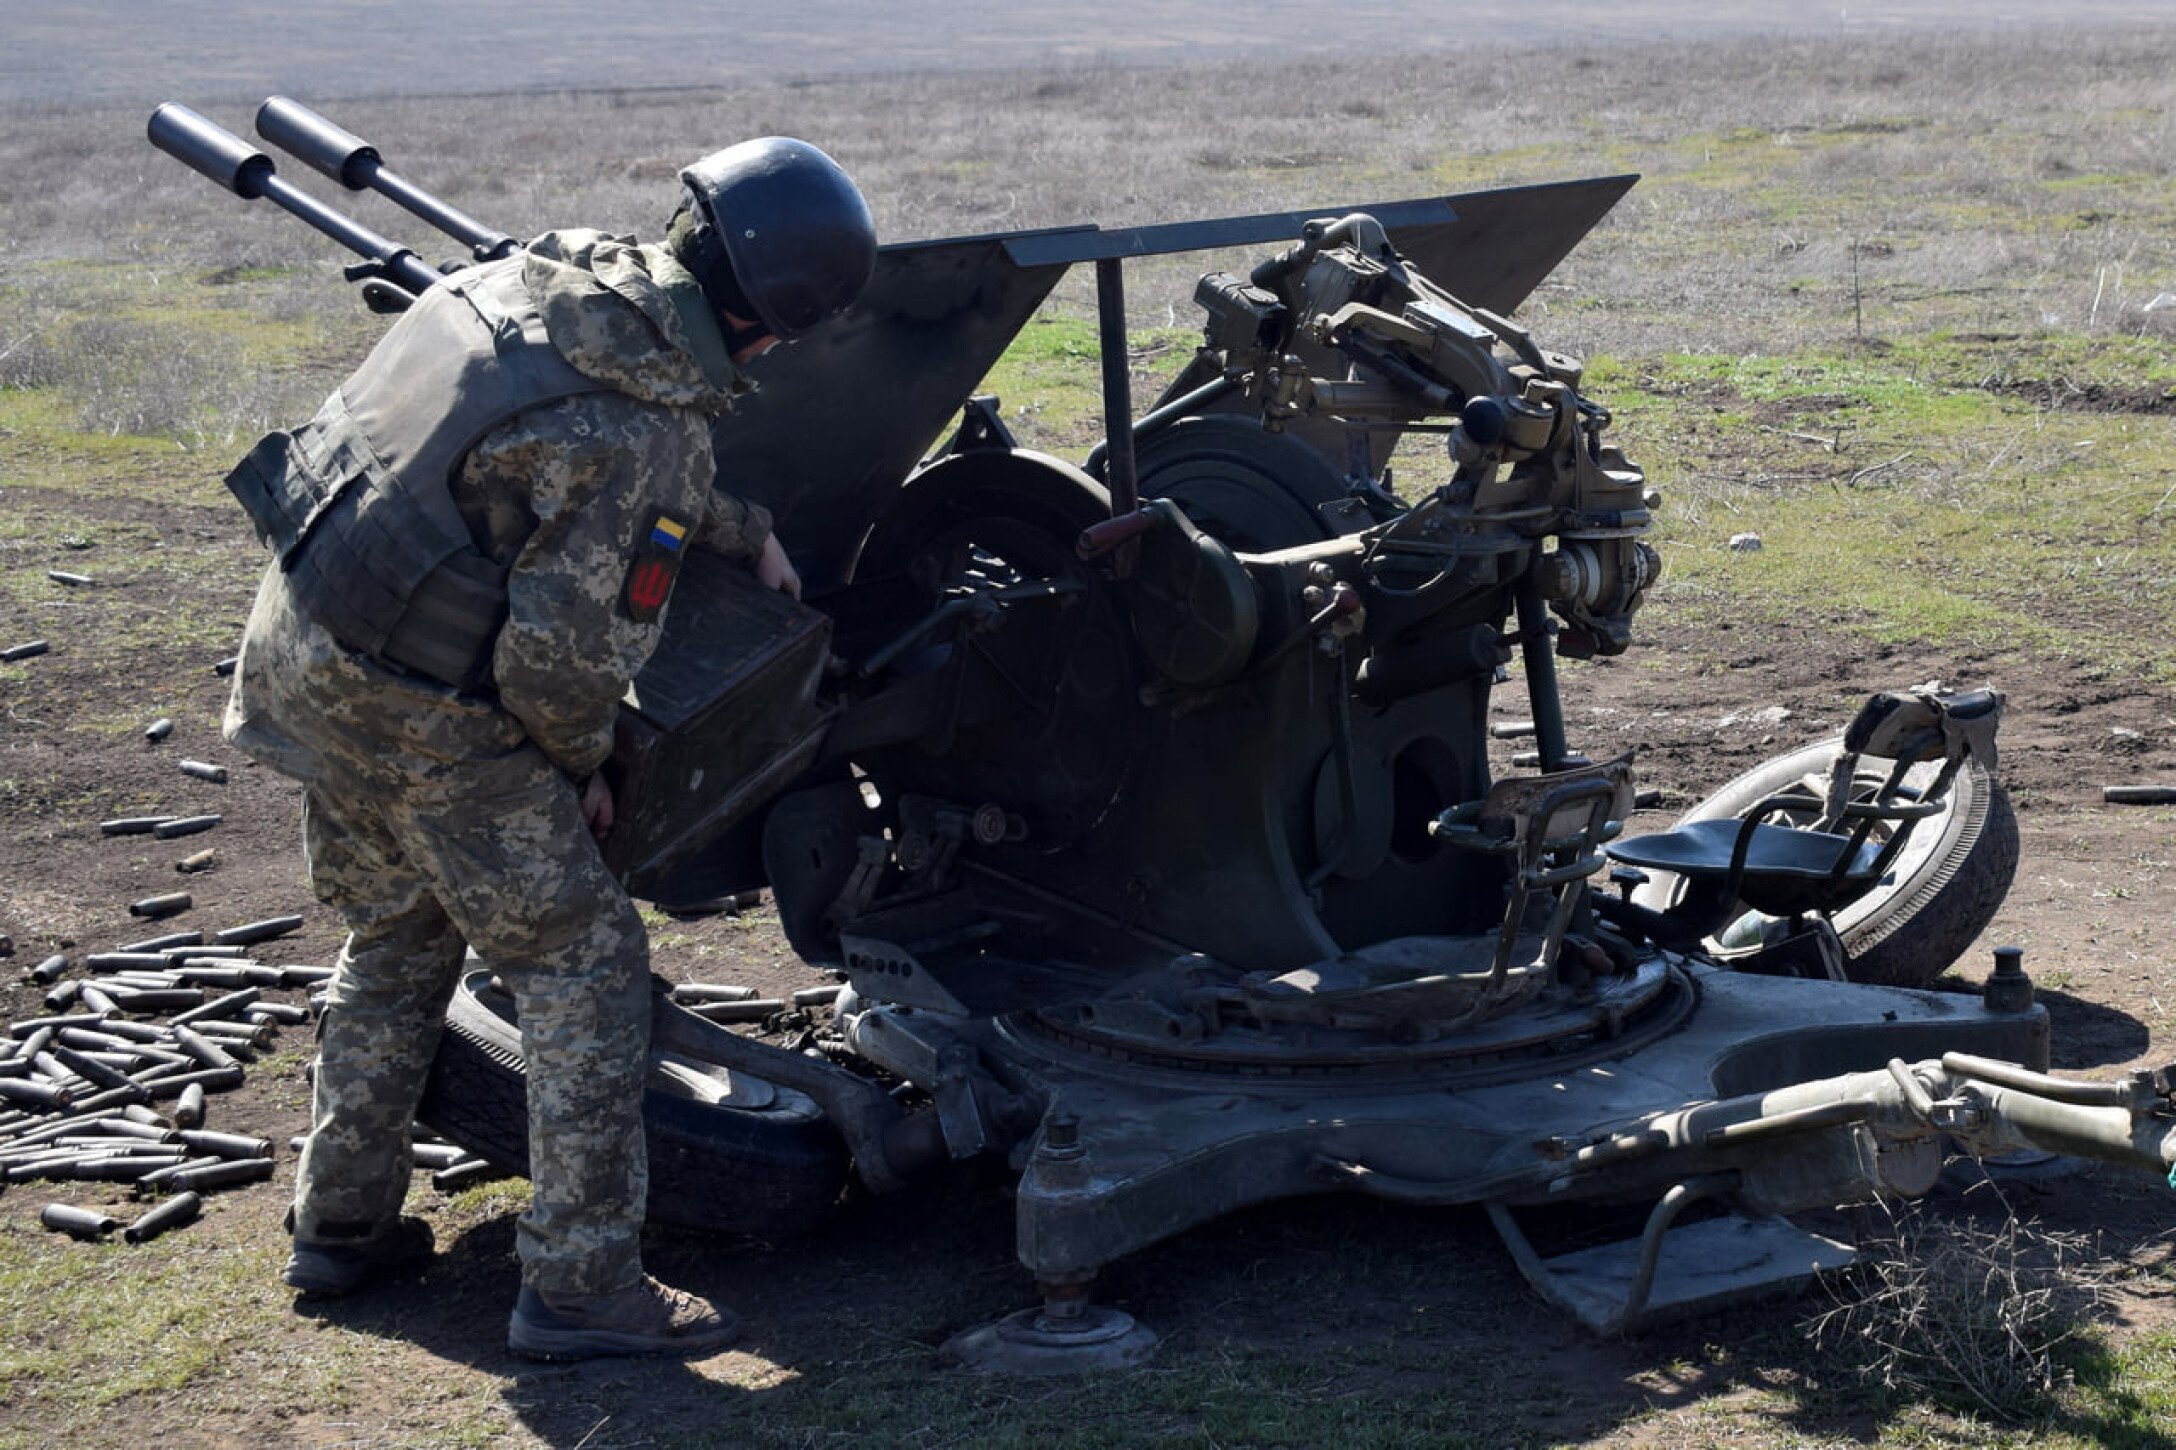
943, 1304, 1159, 1375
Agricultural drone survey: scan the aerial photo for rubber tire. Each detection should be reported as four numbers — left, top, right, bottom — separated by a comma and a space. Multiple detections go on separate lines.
416, 972, 849, 1238
1637, 739, 2019, 988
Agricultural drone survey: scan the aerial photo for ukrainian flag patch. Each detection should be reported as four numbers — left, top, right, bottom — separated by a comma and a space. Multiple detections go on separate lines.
623, 510, 691, 624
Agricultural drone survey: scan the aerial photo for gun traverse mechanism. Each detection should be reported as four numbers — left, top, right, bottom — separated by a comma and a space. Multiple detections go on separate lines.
152, 98, 2168, 1373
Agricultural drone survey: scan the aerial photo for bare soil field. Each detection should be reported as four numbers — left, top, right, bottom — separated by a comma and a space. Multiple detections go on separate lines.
4, 18, 2176, 1450
4, 411, 2174, 1448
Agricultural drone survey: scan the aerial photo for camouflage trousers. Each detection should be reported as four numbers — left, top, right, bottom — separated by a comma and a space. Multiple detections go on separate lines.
293, 749, 651, 1296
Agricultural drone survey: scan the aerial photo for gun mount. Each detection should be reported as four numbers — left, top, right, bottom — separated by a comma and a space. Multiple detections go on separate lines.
155, 99, 2171, 1372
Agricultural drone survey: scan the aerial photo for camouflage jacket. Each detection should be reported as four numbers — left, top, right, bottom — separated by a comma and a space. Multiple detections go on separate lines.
226, 229, 770, 785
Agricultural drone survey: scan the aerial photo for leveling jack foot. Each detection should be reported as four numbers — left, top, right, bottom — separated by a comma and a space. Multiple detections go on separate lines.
943, 1297, 1159, 1375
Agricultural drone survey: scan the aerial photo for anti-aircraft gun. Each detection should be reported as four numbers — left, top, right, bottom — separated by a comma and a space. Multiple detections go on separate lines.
154, 98, 2176, 1371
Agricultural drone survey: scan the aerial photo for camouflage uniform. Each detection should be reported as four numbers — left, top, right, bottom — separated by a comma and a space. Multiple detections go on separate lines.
226, 231, 769, 1295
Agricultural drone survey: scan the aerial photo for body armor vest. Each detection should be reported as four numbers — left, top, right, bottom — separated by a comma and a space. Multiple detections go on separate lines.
223, 260, 609, 691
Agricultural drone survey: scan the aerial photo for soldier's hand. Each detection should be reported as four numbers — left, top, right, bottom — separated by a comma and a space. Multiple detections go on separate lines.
580, 772, 615, 840
756, 532, 802, 600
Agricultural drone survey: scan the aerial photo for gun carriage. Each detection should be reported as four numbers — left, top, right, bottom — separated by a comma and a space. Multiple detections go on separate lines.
152, 99, 2176, 1371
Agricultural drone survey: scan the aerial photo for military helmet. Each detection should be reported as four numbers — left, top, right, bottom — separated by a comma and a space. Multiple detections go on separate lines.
671, 137, 875, 341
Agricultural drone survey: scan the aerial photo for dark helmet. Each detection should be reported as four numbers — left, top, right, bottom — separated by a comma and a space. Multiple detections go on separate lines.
671, 137, 876, 341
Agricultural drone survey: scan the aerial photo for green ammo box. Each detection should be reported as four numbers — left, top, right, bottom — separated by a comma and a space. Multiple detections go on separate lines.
605, 549, 833, 894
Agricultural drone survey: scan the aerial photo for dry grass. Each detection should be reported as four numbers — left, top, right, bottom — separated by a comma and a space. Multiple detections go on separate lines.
4, 24, 2174, 443
1808, 1192, 2122, 1423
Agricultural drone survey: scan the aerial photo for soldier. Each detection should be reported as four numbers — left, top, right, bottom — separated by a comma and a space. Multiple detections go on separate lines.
220, 139, 875, 1361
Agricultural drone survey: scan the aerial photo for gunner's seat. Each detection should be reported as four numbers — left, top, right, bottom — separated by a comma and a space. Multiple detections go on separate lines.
1600, 689, 2003, 953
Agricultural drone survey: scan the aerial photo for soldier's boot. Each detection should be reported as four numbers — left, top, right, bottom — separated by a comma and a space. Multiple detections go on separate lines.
284, 1216, 436, 1296
507, 1276, 738, 1361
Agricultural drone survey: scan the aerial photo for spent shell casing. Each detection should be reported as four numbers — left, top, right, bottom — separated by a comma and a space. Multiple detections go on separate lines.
167, 1157, 274, 1192
170, 988, 260, 1027
212, 655, 239, 677
409, 1142, 468, 1170
46, 1153, 190, 1183
684, 998, 785, 1023
106, 988, 203, 1013
94, 969, 182, 988
791, 984, 844, 1008
143, 1066, 243, 1098
0, 1071, 70, 1106
133, 1156, 223, 1191
176, 1129, 272, 1161
431, 1157, 502, 1191
2103, 784, 2176, 805
56, 1027, 142, 1055
45, 570, 93, 587
244, 1002, 309, 1026
120, 1103, 173, 1127
77, 985, 120, 1016
239, 964, 287, 988
100, 816, 176, 837
189, 1019, 271, 1050
144, 718, 174, 743
162, 943, 246, 960
172, 1081, 206, 1130
9, 1014, 106, 1039
124, 1190, 204, 1243
86, 954, 177, 971
71, 1086, 160, 1114
94, 1018, 167, 1045
128, 893, 194, 921
117, 931, 203, 954
4, 1111, 122, 1148
0, 1078, 72, 1109
152, 816, 221, 841
177, 761, 228, 785
30, 954, 69, 985
49, 1046, 144, 1096
669, 982, 760, 1004
171, 963, 247, 988
84, 1116, 176, 1144
40, 1203, 118, 1238
168, 1026, 238, 1073
278, 965, 336, 987
175, 849, 218, 874
214, 916, 305, 948
2, 639, 51, 662
42, 980, 82, 1012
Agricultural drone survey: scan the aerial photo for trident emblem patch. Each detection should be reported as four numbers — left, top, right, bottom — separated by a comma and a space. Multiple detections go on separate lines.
622, 511, 689, 623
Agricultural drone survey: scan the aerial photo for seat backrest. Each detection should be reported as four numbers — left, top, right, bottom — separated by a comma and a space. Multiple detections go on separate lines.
1819, 687, 2003, 837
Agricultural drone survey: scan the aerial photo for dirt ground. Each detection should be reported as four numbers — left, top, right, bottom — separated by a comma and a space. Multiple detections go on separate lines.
4, 473, 2175, 1446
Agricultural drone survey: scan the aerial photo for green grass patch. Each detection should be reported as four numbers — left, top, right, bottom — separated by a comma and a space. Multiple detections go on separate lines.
974, 315, 1195, 456
1592, 343, 2176, 679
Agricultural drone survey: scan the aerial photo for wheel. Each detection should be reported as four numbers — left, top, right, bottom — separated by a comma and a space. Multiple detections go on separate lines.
1635, 739, 2019, 988
417, 970, 849, 1237
1131, 416, 1349, 552
854, 449, 1147, 851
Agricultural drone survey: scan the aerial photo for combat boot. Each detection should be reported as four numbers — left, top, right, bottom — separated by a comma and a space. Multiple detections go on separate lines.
507, 1275, 738, 1361
284, 1216, 436, 1296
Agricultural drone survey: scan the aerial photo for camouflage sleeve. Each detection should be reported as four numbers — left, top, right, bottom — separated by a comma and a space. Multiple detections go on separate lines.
467, 395, 719, 777
690, 484, 773, 562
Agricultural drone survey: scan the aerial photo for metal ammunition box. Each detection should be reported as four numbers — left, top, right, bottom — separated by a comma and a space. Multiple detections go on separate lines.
606, 549, 833, 894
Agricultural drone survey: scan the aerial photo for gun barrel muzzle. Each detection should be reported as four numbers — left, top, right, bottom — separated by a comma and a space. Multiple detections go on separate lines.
148, 102, 274, 199
255, 95, 378, 188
